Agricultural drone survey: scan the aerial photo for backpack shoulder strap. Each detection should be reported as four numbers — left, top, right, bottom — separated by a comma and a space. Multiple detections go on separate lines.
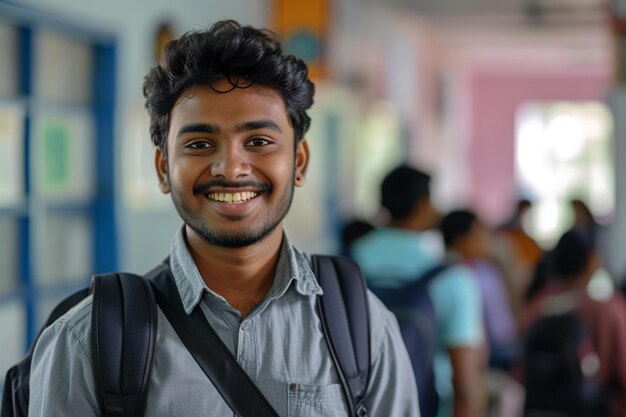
311, 255, 370, 417
147, 263, 281, 417
409, 263, 451, 292
91, 272, 157, 417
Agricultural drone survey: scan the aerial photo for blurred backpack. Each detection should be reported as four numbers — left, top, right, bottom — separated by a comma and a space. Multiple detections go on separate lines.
523, 302, 610, 417
368, 263, 450, 417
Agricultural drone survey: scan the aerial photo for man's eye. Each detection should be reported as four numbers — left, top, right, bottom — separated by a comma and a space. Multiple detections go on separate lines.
186, 141, 212, 149
247, 138, 270, 147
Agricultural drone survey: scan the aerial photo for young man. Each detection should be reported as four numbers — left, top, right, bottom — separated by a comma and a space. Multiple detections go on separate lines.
352, 166, 485, 417
440, 210, 518, 369
440, 210, 521, 415
28, 20, 419, 416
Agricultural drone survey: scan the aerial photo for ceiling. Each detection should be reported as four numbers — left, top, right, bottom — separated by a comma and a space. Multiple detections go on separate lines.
362, 0, 613, 71
367, 0, 608, 17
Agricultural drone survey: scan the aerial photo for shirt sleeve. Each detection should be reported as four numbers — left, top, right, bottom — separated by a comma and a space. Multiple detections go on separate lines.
364, 291, 421, 417
430, 266, 484, 348
28, 299, 100, 417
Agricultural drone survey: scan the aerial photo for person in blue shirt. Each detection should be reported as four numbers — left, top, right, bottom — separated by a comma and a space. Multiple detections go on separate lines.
440, 209, 519, 369
352, 165, 486, 417
28, 20, 419, 417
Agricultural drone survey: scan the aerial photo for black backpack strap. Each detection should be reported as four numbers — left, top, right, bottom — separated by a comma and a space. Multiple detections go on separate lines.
409, 263, 450, 292
91, 273, 157, 417
148, 264, 281, 417
311, 255, 371, 417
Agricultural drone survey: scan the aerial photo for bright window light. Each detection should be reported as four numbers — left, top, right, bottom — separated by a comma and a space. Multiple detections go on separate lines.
515, 101, 614, 247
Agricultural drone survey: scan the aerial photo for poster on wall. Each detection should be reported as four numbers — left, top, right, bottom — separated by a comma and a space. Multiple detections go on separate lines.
34, 108, 94, 204
273, 0, 329, 79
0, 102, 24, 208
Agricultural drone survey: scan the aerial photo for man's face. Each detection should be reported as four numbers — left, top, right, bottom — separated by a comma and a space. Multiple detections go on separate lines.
458, 221, 491, 259
155, 80, 309, 248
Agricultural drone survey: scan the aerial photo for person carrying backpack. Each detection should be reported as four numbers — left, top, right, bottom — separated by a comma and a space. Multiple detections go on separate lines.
522, 228, 626, 417
21, 20, 419, 417
440, 210, 522, 415
352, 166, 486, 417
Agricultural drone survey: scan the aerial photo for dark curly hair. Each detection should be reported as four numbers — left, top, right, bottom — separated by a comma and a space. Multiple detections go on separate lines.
143, 20, 315, 151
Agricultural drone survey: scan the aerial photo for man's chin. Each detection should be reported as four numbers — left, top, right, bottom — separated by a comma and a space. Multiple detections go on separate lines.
208, 235, 264, 249
195, 225, 277, 249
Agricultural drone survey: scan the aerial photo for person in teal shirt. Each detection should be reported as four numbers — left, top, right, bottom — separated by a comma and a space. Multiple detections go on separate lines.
352, 165, 486, 417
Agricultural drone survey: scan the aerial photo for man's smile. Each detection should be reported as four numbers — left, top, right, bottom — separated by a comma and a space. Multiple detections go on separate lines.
207, 191, 259, 204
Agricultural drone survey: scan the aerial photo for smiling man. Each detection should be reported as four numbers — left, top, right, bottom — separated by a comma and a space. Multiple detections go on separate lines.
28, 20, 419, 416
161, 81, 302, 249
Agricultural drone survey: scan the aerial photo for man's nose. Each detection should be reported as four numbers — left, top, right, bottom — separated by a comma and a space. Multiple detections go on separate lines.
210, 145, 251, 179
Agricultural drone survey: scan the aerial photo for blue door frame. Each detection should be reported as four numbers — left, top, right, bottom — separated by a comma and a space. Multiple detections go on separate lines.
0, 1, 118, 349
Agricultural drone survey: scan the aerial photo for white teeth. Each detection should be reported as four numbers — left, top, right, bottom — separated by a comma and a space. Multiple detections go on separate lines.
207, 191, 258, 203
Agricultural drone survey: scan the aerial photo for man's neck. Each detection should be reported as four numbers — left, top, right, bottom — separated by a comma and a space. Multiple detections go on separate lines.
389, 217, 424, 231
184, 226, 284, 318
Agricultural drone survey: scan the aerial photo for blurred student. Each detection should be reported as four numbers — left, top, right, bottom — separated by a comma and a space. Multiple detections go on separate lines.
440, 210, 524, 417
522, 228, 626, 417
498, 199, 543, 267
493, 199, 544, 322
571, 198, 609, 261
352, 165, 485, 417
526, 199, 607, 302
440, 210, 518, 369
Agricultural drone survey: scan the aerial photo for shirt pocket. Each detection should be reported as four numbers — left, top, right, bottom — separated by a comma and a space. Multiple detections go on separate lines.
287, 382, 349, 417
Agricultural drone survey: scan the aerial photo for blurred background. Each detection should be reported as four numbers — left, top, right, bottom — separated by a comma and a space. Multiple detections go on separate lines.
0, 0, 624, 387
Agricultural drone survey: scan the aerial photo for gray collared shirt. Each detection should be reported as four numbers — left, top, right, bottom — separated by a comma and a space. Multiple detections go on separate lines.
29, 228, 419, 416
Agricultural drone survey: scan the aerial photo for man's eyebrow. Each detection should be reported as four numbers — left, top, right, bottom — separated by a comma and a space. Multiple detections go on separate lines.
176, 123, 220, 138
235, 119, 283, 133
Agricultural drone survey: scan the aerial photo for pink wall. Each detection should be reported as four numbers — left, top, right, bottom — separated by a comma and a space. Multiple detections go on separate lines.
469, 70, 611, 223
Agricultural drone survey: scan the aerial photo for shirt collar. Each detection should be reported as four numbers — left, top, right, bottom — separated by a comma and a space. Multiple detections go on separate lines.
169, 226, 322, 315
271, 240, 323, 299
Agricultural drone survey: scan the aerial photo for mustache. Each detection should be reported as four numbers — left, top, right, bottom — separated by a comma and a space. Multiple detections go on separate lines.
193, 179, 272, 195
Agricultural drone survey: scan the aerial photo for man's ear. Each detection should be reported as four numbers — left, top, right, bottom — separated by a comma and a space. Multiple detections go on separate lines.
155, 147, 171, 194
295, 139, 310, 187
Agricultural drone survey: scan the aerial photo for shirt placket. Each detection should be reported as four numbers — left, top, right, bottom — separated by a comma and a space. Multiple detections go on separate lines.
236, 316, 258, 381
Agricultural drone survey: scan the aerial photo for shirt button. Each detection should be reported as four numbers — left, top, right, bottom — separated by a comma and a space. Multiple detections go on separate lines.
289, 383, 298, 393
241, 321, 249, 331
